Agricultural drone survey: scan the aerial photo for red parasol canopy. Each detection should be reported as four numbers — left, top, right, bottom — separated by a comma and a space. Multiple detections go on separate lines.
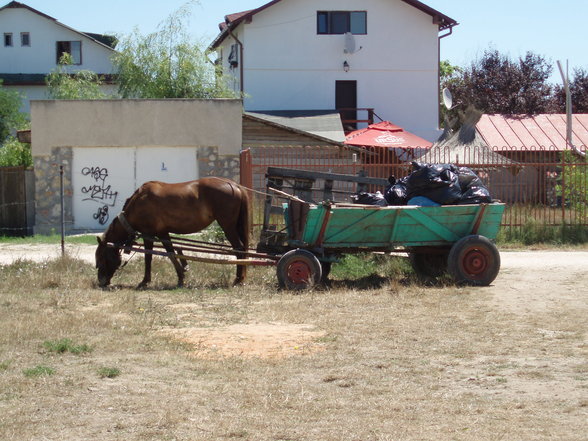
344, 121, 432, 149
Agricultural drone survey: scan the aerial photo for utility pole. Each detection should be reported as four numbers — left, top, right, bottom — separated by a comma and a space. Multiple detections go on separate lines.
557, 60, 585, 158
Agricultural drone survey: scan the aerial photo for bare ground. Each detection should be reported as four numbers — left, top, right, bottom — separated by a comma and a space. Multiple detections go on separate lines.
0, 244, 586, 440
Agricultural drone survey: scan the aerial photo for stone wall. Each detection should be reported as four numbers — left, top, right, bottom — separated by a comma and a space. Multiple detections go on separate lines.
33, 148, 73, 235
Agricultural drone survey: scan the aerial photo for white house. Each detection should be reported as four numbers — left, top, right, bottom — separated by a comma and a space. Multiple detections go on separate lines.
210, 0, 457, 142
0, 1, 116, 113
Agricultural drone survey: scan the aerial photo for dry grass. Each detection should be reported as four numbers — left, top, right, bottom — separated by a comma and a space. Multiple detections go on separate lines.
0, 253, 586, 440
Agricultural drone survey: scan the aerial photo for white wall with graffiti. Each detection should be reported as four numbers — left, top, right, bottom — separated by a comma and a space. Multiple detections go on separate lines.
30, 99, 243, 234
72, 147, 198, 229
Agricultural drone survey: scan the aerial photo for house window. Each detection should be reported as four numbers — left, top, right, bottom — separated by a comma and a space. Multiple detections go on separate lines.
56, 40, 82, 64
21, 32, 30, 47
4, 33, 12, 47
317, 11, 367, 35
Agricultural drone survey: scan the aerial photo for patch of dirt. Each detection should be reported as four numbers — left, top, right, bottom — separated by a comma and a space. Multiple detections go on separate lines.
159, 322, 327, 359
486, 250, 588, 315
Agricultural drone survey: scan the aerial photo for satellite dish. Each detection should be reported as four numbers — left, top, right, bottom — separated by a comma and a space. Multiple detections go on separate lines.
344, 32, 356, 54
442, 87, 453, 110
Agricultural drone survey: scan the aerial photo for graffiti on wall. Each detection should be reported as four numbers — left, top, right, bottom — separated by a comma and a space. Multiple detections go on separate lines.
81, 166, 119, 225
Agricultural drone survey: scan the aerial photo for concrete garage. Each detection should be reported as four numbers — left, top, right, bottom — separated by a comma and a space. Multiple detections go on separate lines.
31, 99, 242, 233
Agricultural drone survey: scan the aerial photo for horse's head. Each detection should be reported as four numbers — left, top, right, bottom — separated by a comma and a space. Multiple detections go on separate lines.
95, 233, 122, 288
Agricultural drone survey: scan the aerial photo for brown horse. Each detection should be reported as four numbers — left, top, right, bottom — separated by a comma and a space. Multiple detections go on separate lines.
95, 177, 249, 288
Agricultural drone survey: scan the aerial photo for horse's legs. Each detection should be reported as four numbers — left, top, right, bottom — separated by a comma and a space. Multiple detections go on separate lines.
177, 248, 188, 270
138, 238, 154, 288
160, 233, 185, 287
220, 227, 247, 286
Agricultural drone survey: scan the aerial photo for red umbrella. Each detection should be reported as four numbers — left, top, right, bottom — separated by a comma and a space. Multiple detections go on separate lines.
344, 121, 432, 149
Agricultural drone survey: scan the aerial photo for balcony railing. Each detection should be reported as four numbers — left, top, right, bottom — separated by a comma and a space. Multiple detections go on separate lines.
338, 108, 382, 133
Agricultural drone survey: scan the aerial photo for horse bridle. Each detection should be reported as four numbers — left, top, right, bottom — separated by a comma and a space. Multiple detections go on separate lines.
117, 212, 138, 251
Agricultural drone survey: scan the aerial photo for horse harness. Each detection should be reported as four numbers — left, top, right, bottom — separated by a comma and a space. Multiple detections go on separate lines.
117, 212, 139, 251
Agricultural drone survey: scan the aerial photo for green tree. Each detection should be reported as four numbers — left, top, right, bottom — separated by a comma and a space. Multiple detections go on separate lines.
0, 136, 32, 167
0, 79, 27, 142
112, 2, 236, 99
557, 151, 588, 218
46, 53, 108, 100
439, 60, 461, 127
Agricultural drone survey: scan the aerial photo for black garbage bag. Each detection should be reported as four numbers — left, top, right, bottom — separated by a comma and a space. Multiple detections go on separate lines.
457, 167, 492, 204
351, 191, 387, 206
384, 176, 408, 205
406, 162, 462, 205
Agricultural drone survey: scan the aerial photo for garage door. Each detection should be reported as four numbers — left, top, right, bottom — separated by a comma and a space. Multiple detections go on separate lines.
72, 147, 198, 230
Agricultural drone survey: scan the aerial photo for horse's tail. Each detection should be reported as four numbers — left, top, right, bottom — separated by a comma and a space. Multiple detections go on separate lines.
237, 185, 250, 251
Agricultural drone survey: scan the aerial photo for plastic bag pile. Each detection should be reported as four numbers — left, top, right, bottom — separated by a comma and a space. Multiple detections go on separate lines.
352, 162, 493, 207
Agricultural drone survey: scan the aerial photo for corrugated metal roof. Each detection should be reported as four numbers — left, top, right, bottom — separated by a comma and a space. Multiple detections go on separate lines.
477, 114, 588, 151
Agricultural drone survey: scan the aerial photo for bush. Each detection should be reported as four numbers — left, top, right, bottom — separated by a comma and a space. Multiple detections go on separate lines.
0, 136, 32, 167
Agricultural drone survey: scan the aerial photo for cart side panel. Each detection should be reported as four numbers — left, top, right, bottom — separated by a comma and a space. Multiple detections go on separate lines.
297, 203, 505, 249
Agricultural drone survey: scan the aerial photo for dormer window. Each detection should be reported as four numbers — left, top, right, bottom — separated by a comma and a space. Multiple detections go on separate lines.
56, 40, 82, 64
4, 33, 12, 47
317, 11, 367, 35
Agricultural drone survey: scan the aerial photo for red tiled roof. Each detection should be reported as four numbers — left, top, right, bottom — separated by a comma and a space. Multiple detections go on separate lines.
477, 114, 588, 151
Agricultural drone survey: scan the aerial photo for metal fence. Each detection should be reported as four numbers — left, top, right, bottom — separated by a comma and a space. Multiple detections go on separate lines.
240, 145, 588, 230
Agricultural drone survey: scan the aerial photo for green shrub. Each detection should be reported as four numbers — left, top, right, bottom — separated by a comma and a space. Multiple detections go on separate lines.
43, 338, 92, 355
0, 136, 32, 167
23, 365, 55, 378
497, 220, 588, 245
97, 367, 121, 378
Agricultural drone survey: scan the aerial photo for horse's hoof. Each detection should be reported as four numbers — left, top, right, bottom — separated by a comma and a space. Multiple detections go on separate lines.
232, 279, 245, 287
137, 281, 150, 289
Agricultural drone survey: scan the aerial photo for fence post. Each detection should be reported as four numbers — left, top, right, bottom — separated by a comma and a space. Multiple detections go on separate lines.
60, 165, 65, 257
239, 149, 253, 189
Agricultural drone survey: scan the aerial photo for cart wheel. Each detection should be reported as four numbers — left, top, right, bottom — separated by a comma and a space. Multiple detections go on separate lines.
409, 251, 449, 279
447, 235, 500, 286
277, 249, 322, 290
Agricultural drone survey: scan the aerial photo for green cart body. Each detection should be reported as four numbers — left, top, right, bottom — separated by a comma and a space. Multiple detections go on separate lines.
276, 202, 505, 289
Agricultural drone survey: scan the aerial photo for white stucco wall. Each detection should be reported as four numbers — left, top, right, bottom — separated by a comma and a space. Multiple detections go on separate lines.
217, 0, 443, 141
0, 7, 114, 74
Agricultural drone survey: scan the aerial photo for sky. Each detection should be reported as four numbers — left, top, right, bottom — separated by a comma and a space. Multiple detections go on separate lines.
17, 0, 587, 83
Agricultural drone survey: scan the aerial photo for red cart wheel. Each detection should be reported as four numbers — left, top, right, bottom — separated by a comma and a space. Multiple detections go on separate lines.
448, 235, 500, 286
277, 249, 322, 290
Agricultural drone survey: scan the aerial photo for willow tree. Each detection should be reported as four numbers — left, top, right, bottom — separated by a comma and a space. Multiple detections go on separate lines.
46, 53, 109, 100
112, 3, 236, 99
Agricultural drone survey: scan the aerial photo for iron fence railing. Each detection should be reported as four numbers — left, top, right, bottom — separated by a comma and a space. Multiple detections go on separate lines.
240, 144, 588, 230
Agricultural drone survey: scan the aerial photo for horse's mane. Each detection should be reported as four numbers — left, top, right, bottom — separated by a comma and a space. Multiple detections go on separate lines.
122, 195, 133, 211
